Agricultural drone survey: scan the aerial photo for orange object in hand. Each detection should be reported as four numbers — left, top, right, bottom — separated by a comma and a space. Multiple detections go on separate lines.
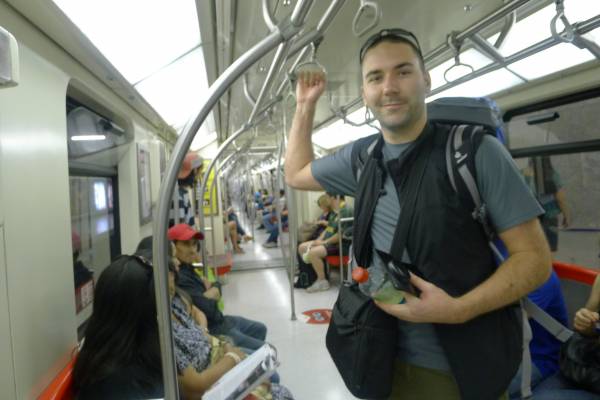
352, 267, 369, 283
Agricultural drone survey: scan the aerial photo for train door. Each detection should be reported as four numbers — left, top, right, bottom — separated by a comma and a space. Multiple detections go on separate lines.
66, 98, 124, 339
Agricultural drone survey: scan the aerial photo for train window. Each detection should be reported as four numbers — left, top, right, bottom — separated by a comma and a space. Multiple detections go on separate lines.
507, 90, 600, 269
513, 153, 600, 269
505, 94, 600, 150
70, 176, 120, 338
66, 104, 128, 159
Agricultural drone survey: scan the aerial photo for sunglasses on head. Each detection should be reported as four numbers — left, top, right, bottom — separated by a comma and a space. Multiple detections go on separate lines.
359, 28, 423, 63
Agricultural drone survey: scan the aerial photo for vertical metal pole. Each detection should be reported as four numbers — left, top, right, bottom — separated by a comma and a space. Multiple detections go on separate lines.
282, 92, 297, 321
154, 28, 291, 400
274, 137, 288, 262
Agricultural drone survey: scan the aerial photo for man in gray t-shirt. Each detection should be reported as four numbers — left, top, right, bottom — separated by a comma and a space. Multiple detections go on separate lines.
284, 28, 551, 399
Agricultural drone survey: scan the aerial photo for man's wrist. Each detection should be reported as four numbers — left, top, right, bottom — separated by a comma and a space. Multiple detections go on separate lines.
296, 101, 317, 115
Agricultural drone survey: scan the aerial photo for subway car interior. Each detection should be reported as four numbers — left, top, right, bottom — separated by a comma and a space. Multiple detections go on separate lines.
1, 0, 600, 399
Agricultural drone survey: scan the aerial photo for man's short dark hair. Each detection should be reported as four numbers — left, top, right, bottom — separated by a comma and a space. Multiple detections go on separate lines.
359, 28, 425, 72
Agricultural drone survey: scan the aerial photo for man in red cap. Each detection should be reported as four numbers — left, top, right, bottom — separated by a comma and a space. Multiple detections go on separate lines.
169, 152, 202, 227
168, 223, 268, 350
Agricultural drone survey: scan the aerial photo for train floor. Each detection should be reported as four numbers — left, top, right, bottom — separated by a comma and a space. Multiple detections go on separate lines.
221, 208, 357, 399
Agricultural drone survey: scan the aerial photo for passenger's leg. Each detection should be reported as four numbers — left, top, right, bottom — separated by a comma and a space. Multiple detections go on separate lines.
308, 245, 327, 280
306, 245, 330, 292
223, 315, 267, 350
228, 221, 244, 253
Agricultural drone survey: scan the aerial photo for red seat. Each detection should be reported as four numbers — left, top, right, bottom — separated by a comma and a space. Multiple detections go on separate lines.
553, 261, 599, 285
38, 356, 76, 400
212, 253, 233, 276
326, 255, 350, 267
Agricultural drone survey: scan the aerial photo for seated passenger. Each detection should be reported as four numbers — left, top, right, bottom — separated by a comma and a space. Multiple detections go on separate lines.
530, 274, 600, 399
574, 274, 600, 336
508, 270, 569, 398
295, 194, 335, 288
297, 194, 353, 293
72, 255, 165, 399
225, 207, 252, 254
262, 190, 288, 248
168, 223, 268, 350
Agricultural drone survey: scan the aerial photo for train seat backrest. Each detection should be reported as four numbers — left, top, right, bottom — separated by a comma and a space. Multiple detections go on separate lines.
38, 356, 76, 400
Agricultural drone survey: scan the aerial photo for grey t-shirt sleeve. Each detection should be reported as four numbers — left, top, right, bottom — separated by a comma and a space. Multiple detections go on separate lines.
475, 135, 544, 233
311, 142, 357, 196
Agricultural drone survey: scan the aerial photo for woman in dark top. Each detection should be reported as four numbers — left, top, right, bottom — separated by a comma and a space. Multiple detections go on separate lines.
72, 255, 164, 399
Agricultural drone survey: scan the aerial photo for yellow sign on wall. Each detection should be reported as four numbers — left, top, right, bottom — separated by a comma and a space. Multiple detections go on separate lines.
202, 160, 218, 216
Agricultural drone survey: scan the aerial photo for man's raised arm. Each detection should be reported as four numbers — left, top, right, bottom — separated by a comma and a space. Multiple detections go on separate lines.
284, 71, 326, 191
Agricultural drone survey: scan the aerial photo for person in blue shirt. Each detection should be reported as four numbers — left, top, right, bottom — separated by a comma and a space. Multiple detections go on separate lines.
508, 270, 569, 398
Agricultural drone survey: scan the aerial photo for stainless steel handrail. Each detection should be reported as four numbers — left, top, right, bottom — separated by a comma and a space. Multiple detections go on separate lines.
313, 10, 600, 135
194, 2, 314, 280
262, 0, 278, 32
153, 22, 301, 400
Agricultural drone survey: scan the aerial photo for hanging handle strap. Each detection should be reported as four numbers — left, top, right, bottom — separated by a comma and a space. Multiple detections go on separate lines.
352, 0, 381, 37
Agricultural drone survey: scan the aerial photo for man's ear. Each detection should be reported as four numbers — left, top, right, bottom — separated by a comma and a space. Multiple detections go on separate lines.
424, 70, 432, 94
360, 85, 367, 107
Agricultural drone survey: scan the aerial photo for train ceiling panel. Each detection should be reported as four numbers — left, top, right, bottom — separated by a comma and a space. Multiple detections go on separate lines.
210, 0, 512, 145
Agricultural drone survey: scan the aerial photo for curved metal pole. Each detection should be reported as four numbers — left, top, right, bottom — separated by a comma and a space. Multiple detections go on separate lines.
153, 27, 292, 400
197, 0, 314, 278
275, 0, 347, 97
243, 74, 257, 107
248, 40, 294, 122
262, 0, 278, 31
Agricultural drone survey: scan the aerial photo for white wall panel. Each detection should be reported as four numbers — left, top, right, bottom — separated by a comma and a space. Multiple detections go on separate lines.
118, 123, 156, 254
0, 226, 16, 400
0, 44, 77, 398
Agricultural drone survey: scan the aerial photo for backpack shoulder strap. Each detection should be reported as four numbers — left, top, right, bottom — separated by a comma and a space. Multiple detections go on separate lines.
445, 124, 501, 253
351, 134, 380, 182
445, 123, 573, 399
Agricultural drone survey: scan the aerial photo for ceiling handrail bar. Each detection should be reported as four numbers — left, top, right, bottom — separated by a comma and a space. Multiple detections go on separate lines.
425, 0, 530, 64
192, 1, 313, 279
274, 0, 348, 98
550, 0, 600, 59
262, 0, 278, 32
312, 12, 600, 136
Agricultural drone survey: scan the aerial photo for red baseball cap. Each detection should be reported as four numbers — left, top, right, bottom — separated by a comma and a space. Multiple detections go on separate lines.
178, 152, 202, 179
167, 224, 204, 241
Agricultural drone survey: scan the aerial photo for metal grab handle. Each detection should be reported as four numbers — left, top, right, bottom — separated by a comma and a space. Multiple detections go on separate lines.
293, 59, 377, 129
443, 61, 475, 83
352, 0, 381, 37
444, 32, 475, 84
550, 2, 600, 60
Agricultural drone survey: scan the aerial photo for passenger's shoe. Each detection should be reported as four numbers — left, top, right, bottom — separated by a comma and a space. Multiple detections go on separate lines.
262, 241, 277, 248
306, 279, 330, 293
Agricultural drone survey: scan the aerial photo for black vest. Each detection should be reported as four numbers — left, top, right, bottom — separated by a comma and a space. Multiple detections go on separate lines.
352, 122, 522, 400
